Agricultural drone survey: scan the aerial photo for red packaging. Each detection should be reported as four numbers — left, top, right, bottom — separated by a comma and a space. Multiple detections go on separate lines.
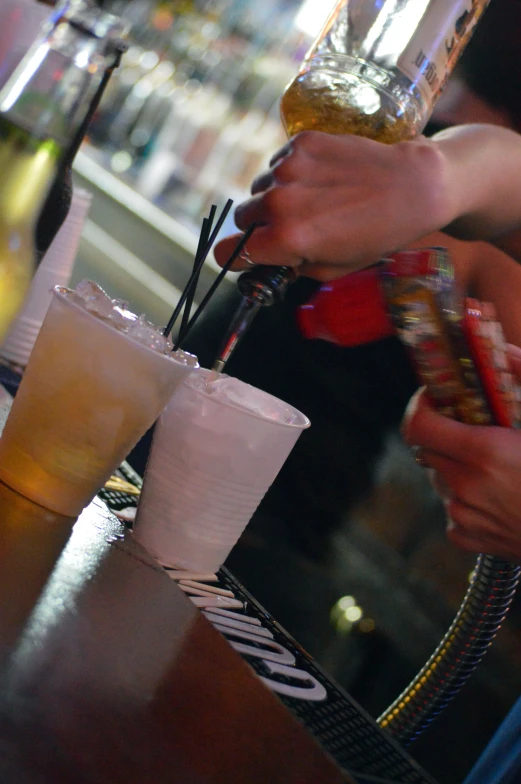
297, 266, 394, 346
463, 299, 520, 428
297, 246, 520, 428
296, 248, 452, 347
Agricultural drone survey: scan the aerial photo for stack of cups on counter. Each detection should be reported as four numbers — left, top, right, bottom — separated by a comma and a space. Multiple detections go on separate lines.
0, 187, 92, 368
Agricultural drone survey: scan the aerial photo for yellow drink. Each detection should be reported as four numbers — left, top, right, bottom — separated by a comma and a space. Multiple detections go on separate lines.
0, 285, 198, 516
280, 70, 417, 143
0, 117, 61, 342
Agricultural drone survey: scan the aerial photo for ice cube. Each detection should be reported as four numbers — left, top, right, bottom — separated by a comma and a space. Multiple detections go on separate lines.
113, 299, 137, 325
112, 298, 130, 311
188, 373, 298, 424
74, 282, 140, 332
75, 279, 114, 320
74, 279, 105, 300
187, 369, 221, 393
111, 301, 138, 332
171, 348, 199, 367
126, 314, 173, 354
70, 281, 199, 363
56, 285, 86, 308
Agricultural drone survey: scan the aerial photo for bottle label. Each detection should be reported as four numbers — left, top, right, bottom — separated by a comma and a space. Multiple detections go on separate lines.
397, 0, 491, 103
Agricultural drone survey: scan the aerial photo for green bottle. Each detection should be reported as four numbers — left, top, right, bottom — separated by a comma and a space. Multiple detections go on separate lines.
0, 0, 126, 342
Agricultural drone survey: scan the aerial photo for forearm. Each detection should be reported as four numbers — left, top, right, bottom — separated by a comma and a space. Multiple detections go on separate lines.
433, 125, 521, 247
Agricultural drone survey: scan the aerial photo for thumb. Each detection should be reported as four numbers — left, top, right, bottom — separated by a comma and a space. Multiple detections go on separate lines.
401, 385, 487, 465
401, 386, 429, 443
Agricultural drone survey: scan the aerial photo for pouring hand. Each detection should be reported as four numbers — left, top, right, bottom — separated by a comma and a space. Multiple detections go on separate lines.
214, 130, 449, 280
214, 125, 521, 280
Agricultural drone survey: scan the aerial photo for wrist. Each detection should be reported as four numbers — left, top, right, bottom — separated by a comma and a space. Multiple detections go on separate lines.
396, 136, 458, 237
431, 129, 478, 232
427, 124, 521, 241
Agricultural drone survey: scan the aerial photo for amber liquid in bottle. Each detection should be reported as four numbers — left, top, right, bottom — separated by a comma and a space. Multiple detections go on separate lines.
280, 0, 491, 144
280, 70, 416, 144
0, 117, 61, 342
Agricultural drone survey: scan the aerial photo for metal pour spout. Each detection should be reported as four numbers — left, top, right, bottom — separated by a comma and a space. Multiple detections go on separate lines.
212, 266, 296, 373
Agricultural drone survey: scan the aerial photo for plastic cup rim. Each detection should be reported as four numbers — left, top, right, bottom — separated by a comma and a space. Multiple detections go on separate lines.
183, 369, 310, 430
51, 286, 199, 372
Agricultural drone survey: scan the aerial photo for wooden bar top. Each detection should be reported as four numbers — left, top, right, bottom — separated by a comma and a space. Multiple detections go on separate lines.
0, 481, 350, 783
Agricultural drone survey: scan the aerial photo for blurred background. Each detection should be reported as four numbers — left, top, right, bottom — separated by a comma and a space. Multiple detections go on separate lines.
71, 0, 324, 322
17, 0, 521, 782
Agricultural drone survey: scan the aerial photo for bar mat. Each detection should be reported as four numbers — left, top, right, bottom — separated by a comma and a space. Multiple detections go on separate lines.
99, 470, 437, 783
98, 460, 142, 521
0, 363, 22, 398
161, 562, 439, 784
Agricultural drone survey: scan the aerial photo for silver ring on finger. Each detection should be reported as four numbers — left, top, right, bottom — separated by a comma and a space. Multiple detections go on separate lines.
239, 248, 257, 267
411, 445, 428, 468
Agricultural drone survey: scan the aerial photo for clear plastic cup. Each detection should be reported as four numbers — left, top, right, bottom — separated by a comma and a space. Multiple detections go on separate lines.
0, 187, 93, 367
133, 369, 310, 572
0, 286, 198, 516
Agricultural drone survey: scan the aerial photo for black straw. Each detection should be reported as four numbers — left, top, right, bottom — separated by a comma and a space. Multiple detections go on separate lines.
206, 203, 218, 235
175, 223, 257, 350
201, 198, 233, 260
178, 213, 213, 339
163, 199, 233, 340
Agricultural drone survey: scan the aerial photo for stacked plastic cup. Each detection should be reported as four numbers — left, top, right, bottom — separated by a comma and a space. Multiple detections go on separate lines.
0, 187, 92, 368
133, 369, 310, 573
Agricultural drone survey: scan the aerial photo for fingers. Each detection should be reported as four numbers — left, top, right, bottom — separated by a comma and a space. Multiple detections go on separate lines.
213, 231, 359, 281
401, 386, 426, 436
416, 442, 512, 557
402, 376, 521, 563
234, 194, 269, 231
251, 170, 275, 196
213, 231, 306, 272
402, 389, 493, 467
269, 139, 294, 167
417, 447, 478, 512
412, 436, 493, 521
267, 132, 345, 169
214, 234, 254, 272
427, 465, 452, 502
214, 130, 448, 279
446, 500, 519, 560
254, 134, 327, 196
446, 498, 500, 539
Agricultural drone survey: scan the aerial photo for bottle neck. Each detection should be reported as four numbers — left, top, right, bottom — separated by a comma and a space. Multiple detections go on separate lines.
0, 0, 126, 151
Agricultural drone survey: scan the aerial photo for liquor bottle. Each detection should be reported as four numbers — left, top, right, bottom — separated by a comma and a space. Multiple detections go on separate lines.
0, 0, 127, 342
214, 0, 493, 372
281, 0, 491, 142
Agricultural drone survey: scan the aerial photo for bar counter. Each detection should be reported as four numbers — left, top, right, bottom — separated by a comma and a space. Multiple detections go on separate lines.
0, 385, 440, 784
0, 484, 351, 783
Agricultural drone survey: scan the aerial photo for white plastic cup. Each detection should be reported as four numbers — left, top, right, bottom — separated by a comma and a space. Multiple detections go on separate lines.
133, 370, 311, 572
0, 187, 93, 367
